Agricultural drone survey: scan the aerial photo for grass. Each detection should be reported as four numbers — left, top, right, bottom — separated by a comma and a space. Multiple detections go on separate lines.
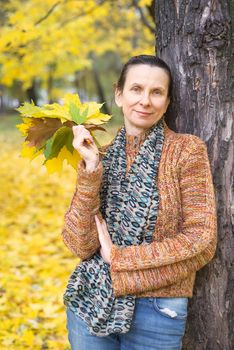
0, 112, 21, 132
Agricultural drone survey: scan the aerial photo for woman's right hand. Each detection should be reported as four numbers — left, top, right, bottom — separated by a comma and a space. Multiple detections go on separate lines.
72, 125, 100, 171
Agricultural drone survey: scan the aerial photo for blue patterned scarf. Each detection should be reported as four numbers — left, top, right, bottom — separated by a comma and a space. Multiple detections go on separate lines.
63, 119, 164, 336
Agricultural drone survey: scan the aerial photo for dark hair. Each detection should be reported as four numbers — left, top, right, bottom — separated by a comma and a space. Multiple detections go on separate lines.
116, 55, 173, 99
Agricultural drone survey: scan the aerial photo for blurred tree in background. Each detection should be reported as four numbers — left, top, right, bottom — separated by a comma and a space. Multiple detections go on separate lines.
0, 0, 155, 120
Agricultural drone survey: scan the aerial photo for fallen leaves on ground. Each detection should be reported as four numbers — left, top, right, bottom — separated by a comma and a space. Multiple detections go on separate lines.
0, 134, 80, 349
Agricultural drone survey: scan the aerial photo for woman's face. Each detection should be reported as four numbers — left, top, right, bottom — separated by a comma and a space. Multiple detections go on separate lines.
115, 64, 170, 135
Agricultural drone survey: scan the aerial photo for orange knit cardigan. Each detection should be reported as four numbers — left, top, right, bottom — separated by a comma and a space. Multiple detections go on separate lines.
62, 123, 217, 298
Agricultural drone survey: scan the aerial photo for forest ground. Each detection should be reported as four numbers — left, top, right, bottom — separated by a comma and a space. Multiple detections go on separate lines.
0, 113, 117, 349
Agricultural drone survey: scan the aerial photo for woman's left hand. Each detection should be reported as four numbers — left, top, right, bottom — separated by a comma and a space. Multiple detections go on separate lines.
95, 215, 113, 264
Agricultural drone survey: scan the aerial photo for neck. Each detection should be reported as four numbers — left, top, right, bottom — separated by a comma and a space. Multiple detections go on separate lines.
124, 124, 149, 137
124, 117, 165, 137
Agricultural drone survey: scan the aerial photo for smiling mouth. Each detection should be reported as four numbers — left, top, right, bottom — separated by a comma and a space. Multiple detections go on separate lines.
135, 110, 152, 116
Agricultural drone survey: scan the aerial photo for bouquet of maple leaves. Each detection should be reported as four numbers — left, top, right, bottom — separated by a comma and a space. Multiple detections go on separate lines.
16, 93, 112, 174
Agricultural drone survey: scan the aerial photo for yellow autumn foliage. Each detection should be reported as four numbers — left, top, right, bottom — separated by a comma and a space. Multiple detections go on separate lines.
0, 120, 116, 349
0, 0, 155, 91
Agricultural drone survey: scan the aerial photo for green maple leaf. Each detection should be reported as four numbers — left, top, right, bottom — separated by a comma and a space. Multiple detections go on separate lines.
69, 102, 88, 124
43, 126, 74, 161
43, 137, 53, 158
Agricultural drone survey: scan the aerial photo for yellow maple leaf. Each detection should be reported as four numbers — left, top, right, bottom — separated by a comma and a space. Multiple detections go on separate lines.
79, 101, 112, 124
16, 117, 33, 137
42, 103, 71, 122
59, 145, 82, 169
44, 157, 63, 174
44, 145, 81, 174
63, 92, 81, 109
86, 111, 112, 125
20, 141, 43, 160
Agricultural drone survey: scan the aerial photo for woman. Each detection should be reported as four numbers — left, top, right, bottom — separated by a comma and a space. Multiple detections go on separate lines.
62, 55, 217, 350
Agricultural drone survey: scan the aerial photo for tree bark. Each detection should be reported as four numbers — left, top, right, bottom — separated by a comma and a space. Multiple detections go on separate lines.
155, 1, 233, 349
26, 80, 38, 104
92, 60, 110, 115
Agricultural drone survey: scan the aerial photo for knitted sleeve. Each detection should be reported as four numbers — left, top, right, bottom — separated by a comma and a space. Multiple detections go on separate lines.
110, 139, 217, 273
61, 160, 103, 260
110, 239, 216, 296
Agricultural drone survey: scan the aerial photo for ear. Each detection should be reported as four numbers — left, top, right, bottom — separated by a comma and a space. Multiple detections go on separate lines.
114, 89, 123, 108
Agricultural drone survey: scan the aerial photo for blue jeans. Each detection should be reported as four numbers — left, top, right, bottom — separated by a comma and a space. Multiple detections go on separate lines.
66, 297, 188, 350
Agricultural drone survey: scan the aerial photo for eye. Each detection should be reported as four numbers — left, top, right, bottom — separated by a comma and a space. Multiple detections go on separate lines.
131, 86, 141, 92
152, 89, 162, 95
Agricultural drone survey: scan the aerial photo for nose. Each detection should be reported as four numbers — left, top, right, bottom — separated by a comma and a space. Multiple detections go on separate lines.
139, 92, 150, 106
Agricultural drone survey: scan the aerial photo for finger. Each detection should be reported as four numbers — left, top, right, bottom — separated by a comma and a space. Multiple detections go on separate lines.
72, 125, 85, 135
101, 220, 109, 234
73, 130, 94, 148
95, 215, 103, 234
72, 124, 85, 131
72, 125, 92, 140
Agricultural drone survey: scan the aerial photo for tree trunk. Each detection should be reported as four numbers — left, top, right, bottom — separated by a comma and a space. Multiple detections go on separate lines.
26, 80, 38, 104
92, 60, 110, 115
47, 63, 56, 103
155, 1, 233, 349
